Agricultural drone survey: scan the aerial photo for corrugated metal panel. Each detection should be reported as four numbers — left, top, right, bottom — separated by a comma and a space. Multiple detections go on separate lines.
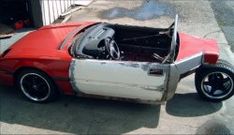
52, 0, 58, 22
30, 0, 93, 27
56, 0, 62, 16
40, 0, 73, 25
48, 0, 54, 23
41, 0, 49, 25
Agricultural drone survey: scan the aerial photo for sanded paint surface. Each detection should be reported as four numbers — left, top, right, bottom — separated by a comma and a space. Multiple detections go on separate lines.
70, 59, 167, 101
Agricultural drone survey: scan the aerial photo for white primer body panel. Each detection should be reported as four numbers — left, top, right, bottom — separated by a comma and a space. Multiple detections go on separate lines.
70, 59, 168, 101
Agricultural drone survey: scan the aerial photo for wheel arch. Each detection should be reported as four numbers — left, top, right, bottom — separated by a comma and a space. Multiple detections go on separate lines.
13, 67, 59, 90
10, 58, 74, 95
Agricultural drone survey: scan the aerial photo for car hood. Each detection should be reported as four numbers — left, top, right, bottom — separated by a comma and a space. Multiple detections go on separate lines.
4, 22, 96, 59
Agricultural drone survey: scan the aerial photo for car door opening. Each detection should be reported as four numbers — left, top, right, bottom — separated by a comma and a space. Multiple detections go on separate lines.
70, 21, 179, 63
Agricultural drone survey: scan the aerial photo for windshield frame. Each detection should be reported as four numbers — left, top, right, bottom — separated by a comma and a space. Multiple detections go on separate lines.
58, 22, 99, 50
171, 14, 178, 57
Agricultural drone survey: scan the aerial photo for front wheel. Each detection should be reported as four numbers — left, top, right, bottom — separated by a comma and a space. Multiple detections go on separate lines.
195, 60, 234, 102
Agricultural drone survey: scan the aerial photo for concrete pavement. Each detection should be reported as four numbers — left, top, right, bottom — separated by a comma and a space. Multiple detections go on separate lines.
211, 0, 234, 52
1, 0, 234, 134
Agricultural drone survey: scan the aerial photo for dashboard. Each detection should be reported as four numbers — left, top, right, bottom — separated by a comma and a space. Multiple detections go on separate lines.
72, 23, 116, 59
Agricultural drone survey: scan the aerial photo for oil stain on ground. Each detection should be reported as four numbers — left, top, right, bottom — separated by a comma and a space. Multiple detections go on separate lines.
196, 119, 231, 135
99, 0, 176, 20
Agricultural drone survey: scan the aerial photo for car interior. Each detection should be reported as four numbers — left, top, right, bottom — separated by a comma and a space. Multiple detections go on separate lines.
70, 21, 179, 63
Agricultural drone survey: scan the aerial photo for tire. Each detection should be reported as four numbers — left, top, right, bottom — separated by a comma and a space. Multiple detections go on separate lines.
195, 60, 234, 102
16, 69, 59, 103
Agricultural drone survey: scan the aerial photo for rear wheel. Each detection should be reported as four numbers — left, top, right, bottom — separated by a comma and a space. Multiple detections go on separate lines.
195, 60, 234, 102
16, 69, 58, 103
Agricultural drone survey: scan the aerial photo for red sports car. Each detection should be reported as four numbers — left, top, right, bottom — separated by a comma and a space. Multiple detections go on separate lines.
0, 15, 233, 103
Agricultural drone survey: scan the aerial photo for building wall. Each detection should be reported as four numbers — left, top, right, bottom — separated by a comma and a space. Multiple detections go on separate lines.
40, 0, 75, 26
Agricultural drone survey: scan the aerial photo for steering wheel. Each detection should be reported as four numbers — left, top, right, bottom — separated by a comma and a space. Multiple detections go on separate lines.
105, 37, 120, 60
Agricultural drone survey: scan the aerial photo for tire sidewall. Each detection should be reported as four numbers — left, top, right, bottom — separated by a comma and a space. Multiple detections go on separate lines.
195, 62, 234, 102
16, 69, 58, 103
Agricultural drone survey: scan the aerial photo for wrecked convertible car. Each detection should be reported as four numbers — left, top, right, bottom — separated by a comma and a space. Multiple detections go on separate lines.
0, 15, 234, 103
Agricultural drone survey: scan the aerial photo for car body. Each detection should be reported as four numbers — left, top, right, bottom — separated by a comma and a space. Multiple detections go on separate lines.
0, 15, 233, 103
